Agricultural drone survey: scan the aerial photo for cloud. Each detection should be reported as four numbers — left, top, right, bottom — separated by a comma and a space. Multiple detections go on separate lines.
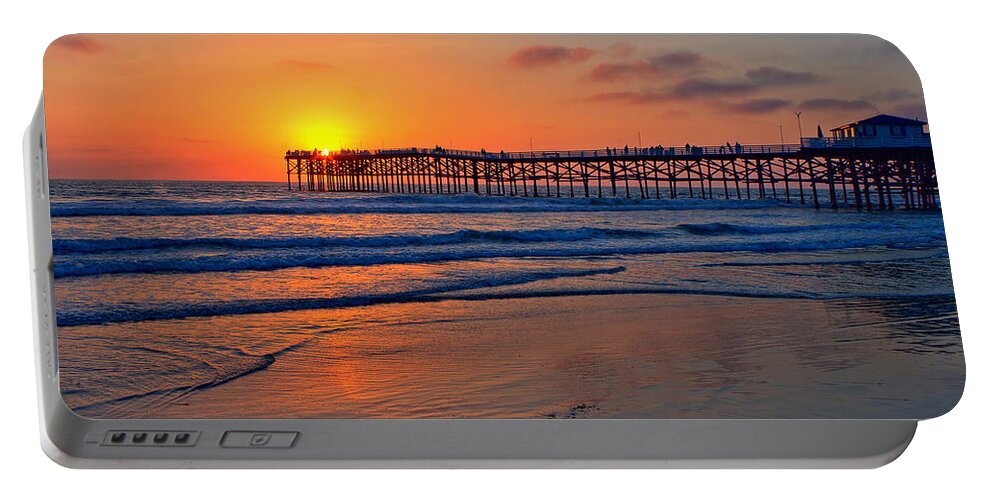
586, 64, 835, 109
279, 60, 338, 72
508, 45, 596, 69
799, 98, 875, 111
861, 88, 920, 102
651, 50, 707, 70
888, 101, 928, 121
587, 75, 787, 106
589, 61, 666, 82
722, 98, 792, 114
607, 42, 637, 58
50, 35, 108, 54
857, 38, 905, 65
745, 66, 821, 86
585, 90, 668, 104
588, 50, 707, 82
668, 77, 757, 98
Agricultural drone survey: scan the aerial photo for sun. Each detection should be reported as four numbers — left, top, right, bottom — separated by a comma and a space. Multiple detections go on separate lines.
290, 114, 355, 151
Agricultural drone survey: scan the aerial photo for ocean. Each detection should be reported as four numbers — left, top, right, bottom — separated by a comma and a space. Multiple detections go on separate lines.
50, 179, 964, 419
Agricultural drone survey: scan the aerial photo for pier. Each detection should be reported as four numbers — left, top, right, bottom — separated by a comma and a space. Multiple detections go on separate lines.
285, 110, 938, 211
285, 138, 937, 210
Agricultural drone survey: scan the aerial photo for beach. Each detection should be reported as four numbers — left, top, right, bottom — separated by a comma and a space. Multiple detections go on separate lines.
50, 180, 964, 419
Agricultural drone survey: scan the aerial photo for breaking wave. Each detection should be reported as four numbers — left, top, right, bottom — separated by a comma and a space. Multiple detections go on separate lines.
56, 266, 628, 325
53, 227, 655, 254
53, 228, 945, 278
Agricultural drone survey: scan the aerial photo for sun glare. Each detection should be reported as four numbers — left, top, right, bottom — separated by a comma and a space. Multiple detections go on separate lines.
291, 114, 356, 153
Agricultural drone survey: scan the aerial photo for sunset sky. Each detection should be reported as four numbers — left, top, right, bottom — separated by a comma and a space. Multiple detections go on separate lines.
44, 34, 927, 181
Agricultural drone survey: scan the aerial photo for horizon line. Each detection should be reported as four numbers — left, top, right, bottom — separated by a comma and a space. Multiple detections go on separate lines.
49, 177, 286, 183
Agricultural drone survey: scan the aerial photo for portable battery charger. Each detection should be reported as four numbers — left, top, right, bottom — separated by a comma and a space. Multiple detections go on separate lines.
25, 34, 964, 468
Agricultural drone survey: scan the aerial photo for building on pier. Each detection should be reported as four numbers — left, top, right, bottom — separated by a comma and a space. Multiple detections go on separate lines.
802, 114, 930, 149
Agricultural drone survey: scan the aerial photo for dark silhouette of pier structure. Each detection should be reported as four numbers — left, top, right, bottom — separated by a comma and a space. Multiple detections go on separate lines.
284, 138, 937, 210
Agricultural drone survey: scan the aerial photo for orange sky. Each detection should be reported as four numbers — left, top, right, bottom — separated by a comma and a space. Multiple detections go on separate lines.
43, 34, 927, 181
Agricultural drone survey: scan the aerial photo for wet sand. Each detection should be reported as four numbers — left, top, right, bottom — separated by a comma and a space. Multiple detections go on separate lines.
71, 293, 962, 419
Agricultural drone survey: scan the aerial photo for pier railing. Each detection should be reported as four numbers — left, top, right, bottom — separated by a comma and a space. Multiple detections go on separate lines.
801, 136, 932, 149
286, 143, 801, 161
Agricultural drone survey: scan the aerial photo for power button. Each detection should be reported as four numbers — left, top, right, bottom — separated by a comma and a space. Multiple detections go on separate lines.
220, 431, 298, 448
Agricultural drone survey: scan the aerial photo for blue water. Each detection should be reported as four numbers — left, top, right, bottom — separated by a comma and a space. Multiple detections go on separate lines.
49, 180, 963, 418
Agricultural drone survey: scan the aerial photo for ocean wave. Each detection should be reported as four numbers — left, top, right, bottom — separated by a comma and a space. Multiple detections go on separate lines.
56, 266, 628, 325
50, 194, 791, 218
58, 277, 956, 328
438, 287, 957, 304
53, 227, 655, 254
675, 221, 888, 236
700, 248, 949, 267
53, 230, 946, 279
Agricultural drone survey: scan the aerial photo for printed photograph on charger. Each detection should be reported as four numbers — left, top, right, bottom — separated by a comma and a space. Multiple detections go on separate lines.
43, 34, 964, 419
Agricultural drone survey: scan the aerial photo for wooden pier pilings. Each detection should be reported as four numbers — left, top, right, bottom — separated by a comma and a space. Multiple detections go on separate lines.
284, 143, 939, 209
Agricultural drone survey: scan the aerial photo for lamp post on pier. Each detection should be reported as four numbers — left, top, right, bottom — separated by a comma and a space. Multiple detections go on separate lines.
795, 111, 804, 143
